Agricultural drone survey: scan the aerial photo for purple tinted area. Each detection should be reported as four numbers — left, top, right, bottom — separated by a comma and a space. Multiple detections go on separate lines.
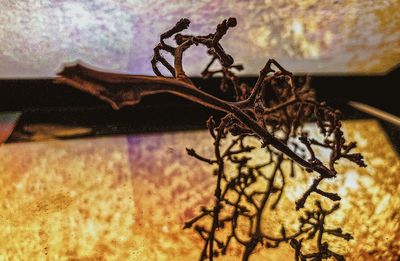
0, 1, 398, 78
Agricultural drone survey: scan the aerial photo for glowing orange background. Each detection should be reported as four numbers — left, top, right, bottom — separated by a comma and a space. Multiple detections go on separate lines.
0, 120, 398, 260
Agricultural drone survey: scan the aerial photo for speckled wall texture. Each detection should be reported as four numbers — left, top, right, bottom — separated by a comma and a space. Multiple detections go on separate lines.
0, 120, 398, 259
0, 1, 399, 78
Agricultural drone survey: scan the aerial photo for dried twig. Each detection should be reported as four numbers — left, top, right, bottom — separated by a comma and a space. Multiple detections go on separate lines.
55, 17, 366, 261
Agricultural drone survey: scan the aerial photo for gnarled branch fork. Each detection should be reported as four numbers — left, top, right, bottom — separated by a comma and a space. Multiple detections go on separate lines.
55, 17, 366, 260
55, 62, 334, 179
55, 16, 364, 207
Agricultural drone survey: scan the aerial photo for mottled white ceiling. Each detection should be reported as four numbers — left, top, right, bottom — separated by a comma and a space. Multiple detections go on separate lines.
0, 0, 399, 78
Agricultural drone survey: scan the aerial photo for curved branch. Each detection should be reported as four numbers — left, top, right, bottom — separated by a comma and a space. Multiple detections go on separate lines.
55, 63, 334, 179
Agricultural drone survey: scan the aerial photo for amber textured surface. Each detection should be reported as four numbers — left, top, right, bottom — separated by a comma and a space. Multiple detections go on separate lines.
0, 119, 398, 260
0, 1, 399, 77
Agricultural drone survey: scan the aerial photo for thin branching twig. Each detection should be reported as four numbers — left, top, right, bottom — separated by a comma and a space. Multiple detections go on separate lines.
55, 17, 366, 261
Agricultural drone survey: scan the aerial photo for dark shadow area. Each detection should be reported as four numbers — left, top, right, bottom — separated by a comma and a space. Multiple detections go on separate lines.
0, 67, 398, 152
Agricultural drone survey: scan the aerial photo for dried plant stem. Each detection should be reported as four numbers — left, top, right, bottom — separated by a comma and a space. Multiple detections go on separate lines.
56, 17, 365, 261
56, 65, 334, 179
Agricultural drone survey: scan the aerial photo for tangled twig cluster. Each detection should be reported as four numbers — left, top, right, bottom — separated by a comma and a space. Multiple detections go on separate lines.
55, 17, 366, 260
